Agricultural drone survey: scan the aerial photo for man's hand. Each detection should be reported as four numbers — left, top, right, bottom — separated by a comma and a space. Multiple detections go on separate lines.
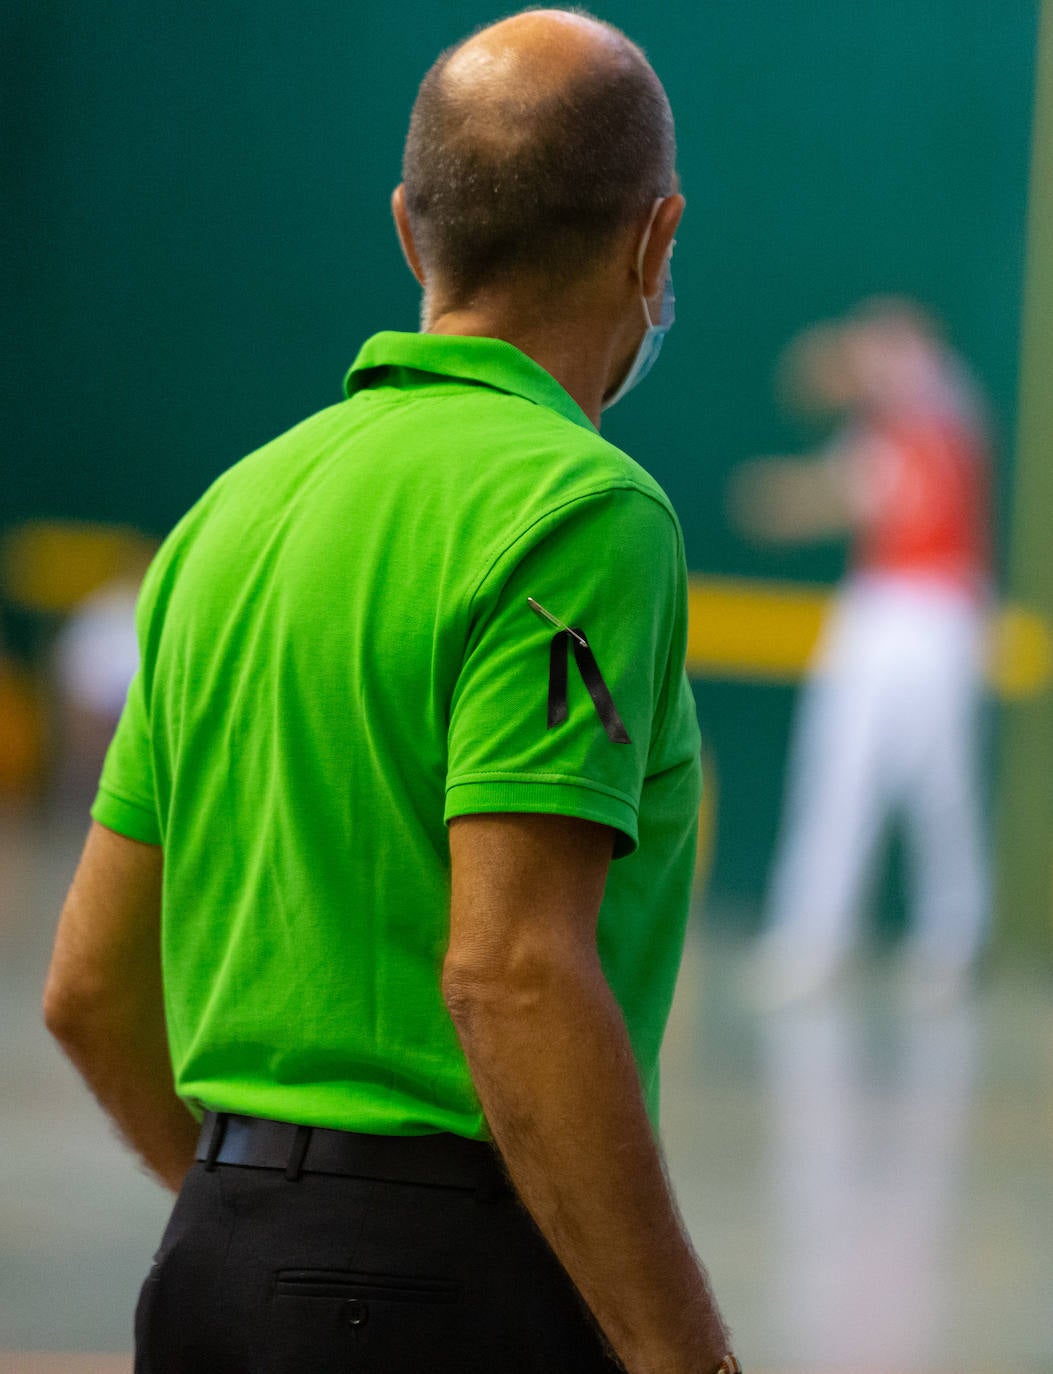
727, 455, 855, 544
43, 821, 199, 1191
445, 812, 731, 1374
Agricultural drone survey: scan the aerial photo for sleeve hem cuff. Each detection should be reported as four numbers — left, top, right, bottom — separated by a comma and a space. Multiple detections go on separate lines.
444, 777, 638, 857
91, 788, 162, 846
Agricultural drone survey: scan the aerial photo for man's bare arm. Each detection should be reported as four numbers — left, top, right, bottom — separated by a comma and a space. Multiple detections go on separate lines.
445, 813, 732, 1374
43, 821, 199, 1191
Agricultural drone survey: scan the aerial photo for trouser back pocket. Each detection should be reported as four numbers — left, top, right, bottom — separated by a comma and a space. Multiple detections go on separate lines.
265, 1268, 464, 1373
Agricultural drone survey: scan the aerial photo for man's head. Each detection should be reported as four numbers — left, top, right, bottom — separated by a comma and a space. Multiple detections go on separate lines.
781, 299, 948, 418
778, 322, 857, 415
398, 9, 677, 307
843, 298, 947, 415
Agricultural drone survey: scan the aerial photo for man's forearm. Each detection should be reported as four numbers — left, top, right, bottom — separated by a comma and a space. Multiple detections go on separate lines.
48, 1006, 198, 1192
446, 957, 731, 1374
45, 823, 195, 1190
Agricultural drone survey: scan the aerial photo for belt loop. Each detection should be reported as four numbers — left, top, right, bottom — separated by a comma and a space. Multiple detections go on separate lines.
285, 1125, 313, 1182
203, 1112, 228, 1172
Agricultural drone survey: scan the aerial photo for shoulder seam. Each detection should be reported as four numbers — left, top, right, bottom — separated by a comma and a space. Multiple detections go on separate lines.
463, 482, 679, 614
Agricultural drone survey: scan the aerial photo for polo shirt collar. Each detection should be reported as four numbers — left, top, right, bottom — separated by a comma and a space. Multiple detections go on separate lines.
344, 331, 598, 435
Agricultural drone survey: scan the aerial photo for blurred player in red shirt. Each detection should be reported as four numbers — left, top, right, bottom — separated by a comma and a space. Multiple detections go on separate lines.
734, 299, 990, 1008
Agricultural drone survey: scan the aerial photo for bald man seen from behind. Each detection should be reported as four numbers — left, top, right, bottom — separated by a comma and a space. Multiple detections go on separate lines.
44, 10, 740, 1372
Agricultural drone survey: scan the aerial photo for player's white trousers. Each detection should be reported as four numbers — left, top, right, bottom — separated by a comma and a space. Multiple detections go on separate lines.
764, 575, 989, 973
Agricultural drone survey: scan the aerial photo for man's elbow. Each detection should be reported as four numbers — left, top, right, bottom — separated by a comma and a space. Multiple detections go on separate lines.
43, 978, 85, 1046
42, 973, 112, 1049
442, 956, 495, 1027
441, 943, 601, 1032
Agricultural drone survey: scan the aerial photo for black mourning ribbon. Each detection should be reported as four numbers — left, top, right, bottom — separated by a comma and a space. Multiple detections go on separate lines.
547, 628, 631, 745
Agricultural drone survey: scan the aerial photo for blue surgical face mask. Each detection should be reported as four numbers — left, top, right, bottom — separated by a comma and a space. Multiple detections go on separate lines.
603, 203, 676, 411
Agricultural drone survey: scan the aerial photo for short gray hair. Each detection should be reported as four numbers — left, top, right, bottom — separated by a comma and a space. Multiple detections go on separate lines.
402, 12, 676, 297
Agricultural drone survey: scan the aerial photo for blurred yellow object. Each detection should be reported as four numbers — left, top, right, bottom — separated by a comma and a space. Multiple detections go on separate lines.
686, 576, 1053, 700
988, 604, 1053, 699
686, 577, 827, 682
0, 660, 46, 795
1, 521, 156, 614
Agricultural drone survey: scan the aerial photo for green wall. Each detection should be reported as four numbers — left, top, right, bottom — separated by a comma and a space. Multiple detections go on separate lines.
5, 2, 1039, 923
997, 0, 1053, 960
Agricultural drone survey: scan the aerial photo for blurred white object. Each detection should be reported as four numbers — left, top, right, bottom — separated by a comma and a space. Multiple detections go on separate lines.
50, 578, 141, 800
53, 580, 140, 721
758, 575, 988, 1003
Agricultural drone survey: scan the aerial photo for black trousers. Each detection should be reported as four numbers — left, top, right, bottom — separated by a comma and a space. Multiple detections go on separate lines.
134, 1125, 621, 1372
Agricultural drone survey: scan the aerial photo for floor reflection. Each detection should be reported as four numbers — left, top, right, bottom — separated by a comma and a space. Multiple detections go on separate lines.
761, 992, 976, 1369
662, 925, 1053, 1372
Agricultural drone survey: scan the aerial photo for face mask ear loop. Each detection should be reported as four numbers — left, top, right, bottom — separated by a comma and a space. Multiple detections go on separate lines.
637, 198, 666, 328
602, 198, 675, 413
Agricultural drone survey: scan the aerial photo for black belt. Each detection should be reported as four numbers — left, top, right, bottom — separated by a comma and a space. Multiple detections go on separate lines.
195, 1111, 510, 1196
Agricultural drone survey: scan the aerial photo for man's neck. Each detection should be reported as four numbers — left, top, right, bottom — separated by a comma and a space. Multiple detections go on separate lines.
426, 302, 634, 428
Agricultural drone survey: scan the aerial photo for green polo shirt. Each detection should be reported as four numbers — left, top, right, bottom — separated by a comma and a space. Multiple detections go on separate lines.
92, 332, 702, 1139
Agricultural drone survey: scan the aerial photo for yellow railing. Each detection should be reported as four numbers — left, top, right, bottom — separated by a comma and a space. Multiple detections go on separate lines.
686, 576, 1053, 700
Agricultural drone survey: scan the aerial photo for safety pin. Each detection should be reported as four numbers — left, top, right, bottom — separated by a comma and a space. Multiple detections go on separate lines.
527, 597, 588, 649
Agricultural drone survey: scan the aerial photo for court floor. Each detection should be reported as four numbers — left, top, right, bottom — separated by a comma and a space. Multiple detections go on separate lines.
2, 810, 1051, 1373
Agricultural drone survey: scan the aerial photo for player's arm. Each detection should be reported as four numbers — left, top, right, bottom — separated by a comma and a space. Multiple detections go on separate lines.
43, 820, 199, 1192
727, 453, 856, 543
445, 811, 732, 1374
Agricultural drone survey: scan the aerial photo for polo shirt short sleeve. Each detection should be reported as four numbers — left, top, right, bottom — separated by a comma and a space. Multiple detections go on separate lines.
446, 487, 685, 858
94, 573, 162, 845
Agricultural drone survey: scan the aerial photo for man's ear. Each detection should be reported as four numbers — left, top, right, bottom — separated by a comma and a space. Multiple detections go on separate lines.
640, 193, 685, 301
392, 185, 426, 287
